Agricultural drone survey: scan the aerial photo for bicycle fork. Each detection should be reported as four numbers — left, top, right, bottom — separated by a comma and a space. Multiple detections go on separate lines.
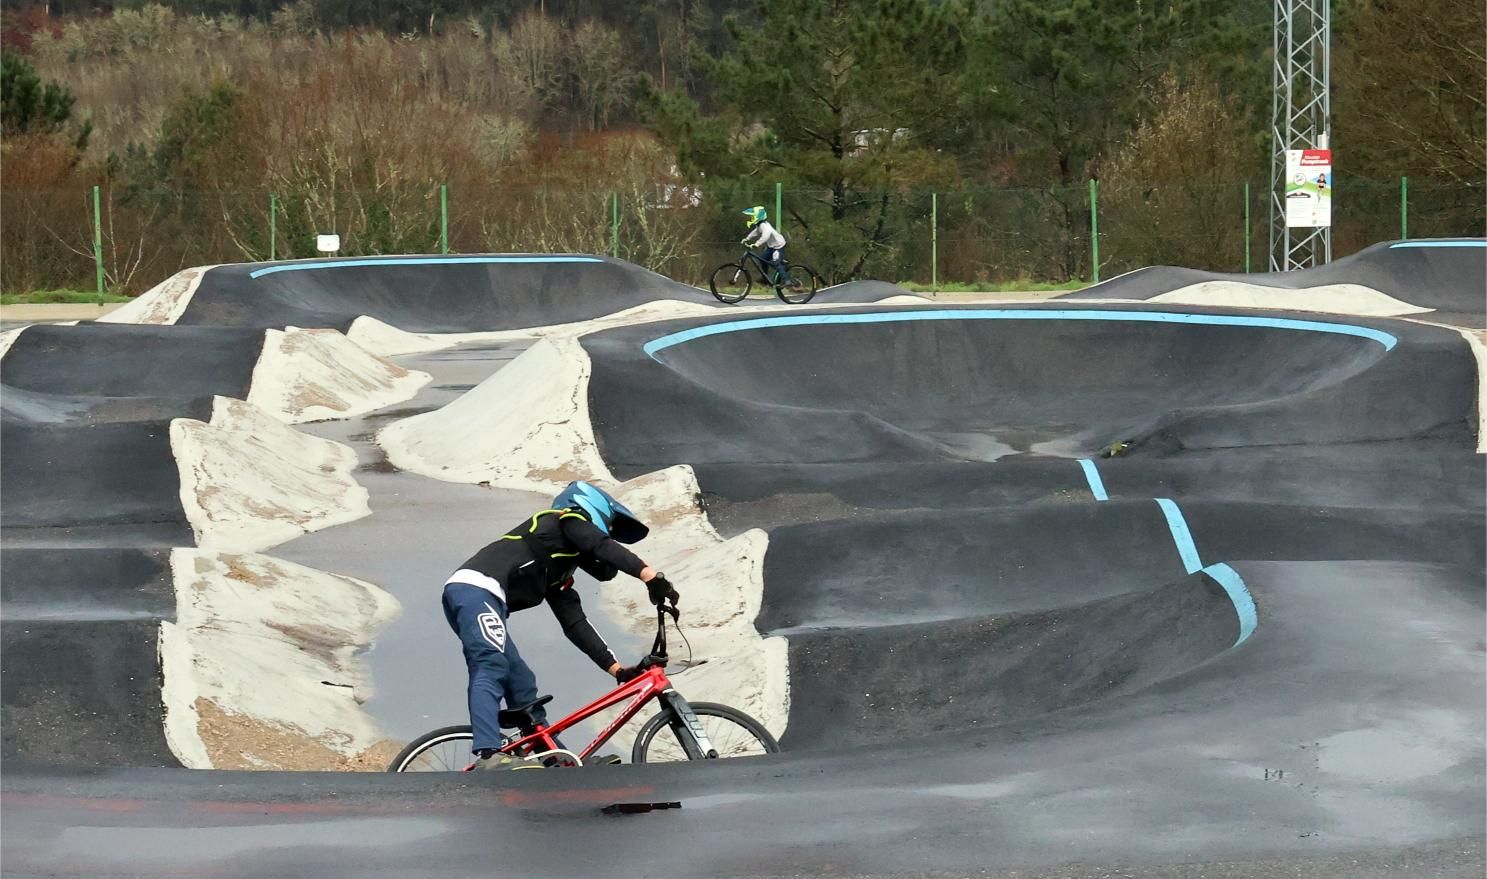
658, 689, 718, 759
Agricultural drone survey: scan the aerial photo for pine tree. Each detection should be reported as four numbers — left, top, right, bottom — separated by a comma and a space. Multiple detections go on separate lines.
643, 0, 973, 278
1, 51, 82, 141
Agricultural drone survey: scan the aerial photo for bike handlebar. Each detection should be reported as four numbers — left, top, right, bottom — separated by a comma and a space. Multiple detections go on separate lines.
646, 603, 678, 664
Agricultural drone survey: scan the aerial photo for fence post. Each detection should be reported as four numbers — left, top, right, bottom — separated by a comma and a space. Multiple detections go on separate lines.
92, 185, 104, 302
1243, 181, 1251, 273
610, 192, 619, 258
1088, 178, 1100, 284
440, 184, 449, 254
269, 193, 277, 261
774, 181, 782, 234
1400, 176, 1409, 240
931, 191, 938, 291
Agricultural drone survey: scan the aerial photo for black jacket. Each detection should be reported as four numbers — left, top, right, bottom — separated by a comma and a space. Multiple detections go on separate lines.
452, 508, 646, 670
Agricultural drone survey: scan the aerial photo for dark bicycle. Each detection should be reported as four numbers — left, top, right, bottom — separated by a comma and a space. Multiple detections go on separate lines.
709, 249, 824, 305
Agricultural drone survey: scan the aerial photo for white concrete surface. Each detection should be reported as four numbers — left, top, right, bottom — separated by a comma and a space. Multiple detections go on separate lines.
246, 327, 431, 424
378, 337, 605, 493
0, 326, 26, 362
158, 548, 400, 769
99, 265, 216, 325
172, 396, 370, 553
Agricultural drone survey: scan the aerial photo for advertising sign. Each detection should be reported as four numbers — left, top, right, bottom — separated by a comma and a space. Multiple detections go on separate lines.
1285, 149, 1332, 228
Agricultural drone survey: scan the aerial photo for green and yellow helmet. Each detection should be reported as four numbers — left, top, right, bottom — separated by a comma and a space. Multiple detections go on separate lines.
742, 206, 767, 227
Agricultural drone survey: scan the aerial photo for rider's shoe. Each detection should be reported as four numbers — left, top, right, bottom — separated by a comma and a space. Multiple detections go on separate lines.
475, 751, 545, 771
584, 754, 622, 767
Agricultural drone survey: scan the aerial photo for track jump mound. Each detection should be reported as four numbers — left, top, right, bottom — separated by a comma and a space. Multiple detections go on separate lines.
811, 280, 928, 303
586, 304, 1475, 470
0, 325, 264, 545
142, 254, 713, 331
782, 569, 1244, 750
1063, 239, 1487, 326
582, 302, 1483, 754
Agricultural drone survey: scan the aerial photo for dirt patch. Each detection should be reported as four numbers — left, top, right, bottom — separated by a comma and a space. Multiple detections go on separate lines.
640, 493, 707, 529
289, 384, 350, 419
241, 496, 303, 523
223, 555, 273, 587
194, 697, 403, 771
265, 621, 353, 668
526, 466, 582, 485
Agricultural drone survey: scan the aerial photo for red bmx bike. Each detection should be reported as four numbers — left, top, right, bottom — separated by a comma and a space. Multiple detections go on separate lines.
388, 607, 779, 771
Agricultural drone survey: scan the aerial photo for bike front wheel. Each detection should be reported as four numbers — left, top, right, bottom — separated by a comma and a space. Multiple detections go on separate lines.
708, 261, 753, 304
388, 725, 474, 772
775, 265, 823, 304
631, 702, 780, 763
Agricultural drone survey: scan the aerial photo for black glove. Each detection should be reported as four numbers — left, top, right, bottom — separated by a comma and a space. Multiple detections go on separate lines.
646, 573, 679, 608
614, 665, 644, 684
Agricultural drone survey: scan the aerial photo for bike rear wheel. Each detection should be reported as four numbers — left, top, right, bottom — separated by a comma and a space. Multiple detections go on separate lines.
388, 725, 474, 772
775, 265, 823, 304
709, 261, 753, 304
631, 702, 779, 763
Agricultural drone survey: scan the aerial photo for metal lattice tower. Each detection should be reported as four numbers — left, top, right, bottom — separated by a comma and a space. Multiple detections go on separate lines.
1269, 0, 1331, 271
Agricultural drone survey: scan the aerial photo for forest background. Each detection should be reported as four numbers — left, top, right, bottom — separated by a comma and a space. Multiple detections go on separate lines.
1, 0, 1482, 294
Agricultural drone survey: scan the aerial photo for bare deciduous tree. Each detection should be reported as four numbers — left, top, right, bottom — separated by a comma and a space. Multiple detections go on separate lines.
570, 20, 636, 132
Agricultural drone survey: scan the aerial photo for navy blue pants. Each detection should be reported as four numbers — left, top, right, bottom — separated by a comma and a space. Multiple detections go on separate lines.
764, 246, 790, 283
441, 582, 545, 752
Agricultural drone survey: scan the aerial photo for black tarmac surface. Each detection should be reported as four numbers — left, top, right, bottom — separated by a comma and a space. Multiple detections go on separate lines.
1, 324, 268, 773
1063, 238, 1487, 327
2, 251, 1483, 878
173, 254, 711, 331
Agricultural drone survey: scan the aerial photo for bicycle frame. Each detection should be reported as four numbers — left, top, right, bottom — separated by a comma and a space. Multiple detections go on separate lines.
498, 664, 673, 763
495, 607, 716, 764
740, 249, 789, 288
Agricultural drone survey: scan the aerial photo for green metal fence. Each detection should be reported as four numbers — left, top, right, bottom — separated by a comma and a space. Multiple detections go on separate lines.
1, 178, 1481, 299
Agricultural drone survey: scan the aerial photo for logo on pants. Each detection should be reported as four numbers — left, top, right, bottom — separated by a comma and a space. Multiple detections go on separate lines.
478, 603, 506, 652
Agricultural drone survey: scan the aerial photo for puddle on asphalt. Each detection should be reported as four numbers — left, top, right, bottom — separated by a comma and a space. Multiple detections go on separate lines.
1316, 709, 1471, 783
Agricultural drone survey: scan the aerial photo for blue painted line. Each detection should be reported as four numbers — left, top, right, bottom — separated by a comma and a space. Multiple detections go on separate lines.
1078, 459, 1109, 501
1154, 498, 1203, 574
1202, 562, 1258, 646
1389, 240, 1486, 249
641, 309, 1398, 358
249, 255, 603, 279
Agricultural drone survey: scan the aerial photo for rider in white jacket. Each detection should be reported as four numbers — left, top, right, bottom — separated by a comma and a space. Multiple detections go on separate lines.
741, 206, 793, 286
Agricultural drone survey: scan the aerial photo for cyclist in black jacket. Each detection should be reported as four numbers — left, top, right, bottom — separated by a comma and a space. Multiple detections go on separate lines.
440, 481, 680, 769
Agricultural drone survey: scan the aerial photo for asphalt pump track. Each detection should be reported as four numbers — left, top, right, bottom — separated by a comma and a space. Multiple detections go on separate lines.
1, 246, 1484, 877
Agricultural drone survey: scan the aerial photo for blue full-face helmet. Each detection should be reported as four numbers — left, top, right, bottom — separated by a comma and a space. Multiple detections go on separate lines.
552, 481, 649, 544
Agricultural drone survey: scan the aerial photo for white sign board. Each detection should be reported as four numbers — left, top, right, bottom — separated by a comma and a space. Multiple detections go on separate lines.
1284, 149, 1332, 228
316, 233, 341, 253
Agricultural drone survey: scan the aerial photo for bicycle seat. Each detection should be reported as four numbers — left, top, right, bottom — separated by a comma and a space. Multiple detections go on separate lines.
498, 695, 553, 730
